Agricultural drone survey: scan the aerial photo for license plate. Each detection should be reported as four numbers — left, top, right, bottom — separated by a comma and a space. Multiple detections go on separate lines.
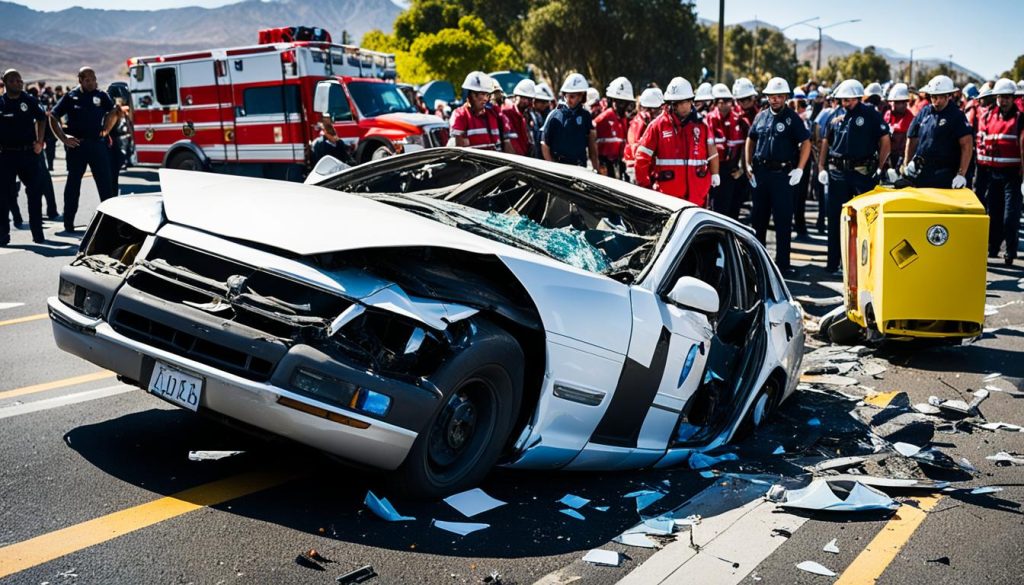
148, 361, 203, 412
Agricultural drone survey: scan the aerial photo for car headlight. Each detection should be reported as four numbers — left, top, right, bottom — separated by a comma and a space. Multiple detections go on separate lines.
57, 277, 106, 317
291, 368, 392, 416
396, 133, 425, 148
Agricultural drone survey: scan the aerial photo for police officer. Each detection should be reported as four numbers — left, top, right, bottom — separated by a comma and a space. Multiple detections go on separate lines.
49, 67, 117, 233
0, 69, 47, 246
976, 78, 1024, 265
904, 75, 973, 190
745, 77, 811, 274
542, 73, 600, 170
817, 79, 891, 274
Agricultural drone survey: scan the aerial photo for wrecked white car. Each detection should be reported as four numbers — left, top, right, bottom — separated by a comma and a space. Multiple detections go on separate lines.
49, 148, 803, 497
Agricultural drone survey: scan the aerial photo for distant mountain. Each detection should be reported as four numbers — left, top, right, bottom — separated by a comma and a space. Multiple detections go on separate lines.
0, 0, 402, 83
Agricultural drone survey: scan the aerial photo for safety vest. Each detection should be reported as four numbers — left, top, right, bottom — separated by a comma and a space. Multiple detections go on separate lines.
977, 106, 1023, 169
706, 107, 747, 168
634, 111, 715, 206
501, 102, 531, 156
449, 104, 504, 150
594, 108, 626, 160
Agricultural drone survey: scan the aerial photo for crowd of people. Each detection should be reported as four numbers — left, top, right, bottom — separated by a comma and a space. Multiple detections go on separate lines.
0, 67, 129, 247
440, 69, 1024, 274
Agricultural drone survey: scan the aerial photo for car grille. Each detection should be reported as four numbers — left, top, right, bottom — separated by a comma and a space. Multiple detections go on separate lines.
427, 126, 449, 148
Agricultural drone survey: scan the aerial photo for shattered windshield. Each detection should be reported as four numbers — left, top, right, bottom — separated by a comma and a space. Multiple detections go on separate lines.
324, 155, 674, 280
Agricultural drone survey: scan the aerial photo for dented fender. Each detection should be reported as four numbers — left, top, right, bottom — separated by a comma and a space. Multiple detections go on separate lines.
96, 195, 165, 234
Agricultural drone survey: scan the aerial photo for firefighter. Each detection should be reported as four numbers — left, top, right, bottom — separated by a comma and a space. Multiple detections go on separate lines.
706, 83, 746, 217
594, 76, 634, 179
532, 83, 555, 157
884, 83, 914, 171
624, 87, 663, 183
863, 82, 886, 114
694, 82, 713, 118
904, 75, 973, 190
745, 77, 811, 274
48, 66, 116, 233
817, 79, 891, 274
503, 79, 535, 157
541, 73, 599, 170
732, 77, 759, 218
976, 78, 1024, 265
586, 87, 603, 118
634, 77, 719, 206
0, 69, 47, 245
450, 71, 512, 153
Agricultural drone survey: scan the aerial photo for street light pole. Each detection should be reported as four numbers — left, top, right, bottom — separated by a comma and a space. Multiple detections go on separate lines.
908, 44, 932, 86
716, 0, 724, 82
780, 16, 819, 76
804, 19, 861, 79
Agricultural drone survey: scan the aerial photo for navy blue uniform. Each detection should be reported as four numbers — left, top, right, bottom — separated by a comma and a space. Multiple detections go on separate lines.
51, 87, 114, 231
0, 92, 47, 244
748, 106, 810, 270
907, 103, 972, 188
823, 102, 890, 271
542, 103, 593, 166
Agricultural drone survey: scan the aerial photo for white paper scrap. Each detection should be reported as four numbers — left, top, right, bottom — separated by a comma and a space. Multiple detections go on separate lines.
558, 494, 591, 509
970, 486, 1004, 495
188, 450, 244, 461
823, 538, 840, 554
797, 561, 836, 577
614, 533, 658, 548
893, 442, 922, 457
443, 488, 506, 517
583, 549, 621, 566
431, 519, 490, 536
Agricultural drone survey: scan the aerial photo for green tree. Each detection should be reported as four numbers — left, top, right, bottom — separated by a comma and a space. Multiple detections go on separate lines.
750, 27, 799, 85
393, 0, 468, 50
822, 46, 891, 84
1002, 54, 1024, 80
411, 15, 521, 90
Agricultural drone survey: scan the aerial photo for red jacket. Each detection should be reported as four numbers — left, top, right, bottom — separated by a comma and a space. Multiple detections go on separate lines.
625, 110, 654, 168
635, 111, 714, 206
706, 107, 747, 170
884, 108, 914, 166
502, 102, 531, 156
977, 105, 1024, 169
594, 108, 627, 160
449, 104, 505, 150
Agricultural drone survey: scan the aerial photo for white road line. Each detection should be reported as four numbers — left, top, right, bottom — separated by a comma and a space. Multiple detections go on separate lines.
0, 384, 135, 419
616, 487, 808, 585
0, 303, 25, 311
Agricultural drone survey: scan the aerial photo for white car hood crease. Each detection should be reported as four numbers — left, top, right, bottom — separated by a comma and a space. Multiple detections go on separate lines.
155, 169, 634, 354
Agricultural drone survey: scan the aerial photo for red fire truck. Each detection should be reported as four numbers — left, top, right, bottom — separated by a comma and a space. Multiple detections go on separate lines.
125, 27, 448, 181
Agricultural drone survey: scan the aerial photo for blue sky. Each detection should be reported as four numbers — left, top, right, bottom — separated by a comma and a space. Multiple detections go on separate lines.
21, 0, 1020, 78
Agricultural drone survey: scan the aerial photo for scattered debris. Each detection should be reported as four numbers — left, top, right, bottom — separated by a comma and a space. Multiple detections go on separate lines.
613, 533, 658, 548
431, 520, 490, 536
624, 489, 665, 512
481, 571, 502, 584
582, 549, 621, 567
807, 418, 822, 427
772, 445, 786, 455
774, 479, 899, 512
558, 494, 590, 509
986, 452, 1024, 466
56, 568, 78, 579
796, 294, 844, 307
187, 450, 244, 461
364, 491, 414, 522
926, 556, 951, 566
960, 458, 978, 473
559, 509, 585, 521
983, 372, 1002, 382
801, 375, 859, 387
812, 456, 867, 473
307, 549, 333, 563
295, 553, 326, 571
796, 560, 836, 577
969, 486, 1004, 495
593, 506, 609, 512
912, 403, 941, 415
444, 488, 506, 517
823, 538, 840, 554
893, 442, 922, 457
771, 528, 792, 538
865, 391, 902, 407
336, 564, 378, 584
977, 422, 1024, 432
689, 452, 739, 470
824, 474, 950, 490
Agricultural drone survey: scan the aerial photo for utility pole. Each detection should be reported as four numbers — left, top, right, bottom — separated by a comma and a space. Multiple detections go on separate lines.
804, 19, 861, 79
716, 0, 725, 82
908, 45, 932, 86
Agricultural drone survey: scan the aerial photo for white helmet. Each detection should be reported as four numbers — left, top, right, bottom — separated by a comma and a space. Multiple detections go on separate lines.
561, 72, 589, 94
586, 87, 600, 107
793, 87, 807, 99
711, 83, 732, 100
923, 74, 957, 95
512, 78, 536, 99
664, 77, 695, 101
638, 87, 664, 109
606, 76, 635, 101
732, 77, 757, 99
887, 82, 910, 101
992, 78, 1018, 96
694, 82, 713, 102
833, 79, 865, 99
762, 77, 790, 95
1016, 80, 1024, 96
978, 82, 993, 99
462, 71, 493, 94
535, 82, 555, 101
864, 82, 883, 98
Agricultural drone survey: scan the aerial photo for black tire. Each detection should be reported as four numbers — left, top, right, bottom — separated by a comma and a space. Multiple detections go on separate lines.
360, 141, 394, 164
167, 150, 204, 171
392, 320, 523, 499
827, 312, 864, 345
739, 377, 781, 437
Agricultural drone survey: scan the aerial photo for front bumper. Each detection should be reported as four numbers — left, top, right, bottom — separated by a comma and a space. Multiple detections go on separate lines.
48, 296, 419, 470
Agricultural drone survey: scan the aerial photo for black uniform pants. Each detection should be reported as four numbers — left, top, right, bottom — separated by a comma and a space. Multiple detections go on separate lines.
38, 154, 58, 217
913, 167, 957, 189
64, 139, 112, 230
826, 169, 878, 271
974, 166, 992, 207
983, 167, 1023, 259
710, 169, 741, 219
0, 150, 45, 242
752, 169, 794, 270
108, 141, 124, 197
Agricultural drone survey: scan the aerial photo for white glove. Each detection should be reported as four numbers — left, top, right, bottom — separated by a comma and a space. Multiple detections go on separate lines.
951, 174, 967, 189
817, 170, 829, 185
788, 168, 803, 186
710, 174, 721, 188
1021, 182, 1024, 197
905, 160, 917, 175
886, 168, 900, 183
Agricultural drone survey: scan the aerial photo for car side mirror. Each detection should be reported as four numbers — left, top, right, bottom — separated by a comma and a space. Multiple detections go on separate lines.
314, 80, 342, 115
304, 155, 350, 184
667, 276, 720, 314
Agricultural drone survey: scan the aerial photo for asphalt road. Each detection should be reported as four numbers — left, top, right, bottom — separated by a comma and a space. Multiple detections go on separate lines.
2, 157, 1023, 585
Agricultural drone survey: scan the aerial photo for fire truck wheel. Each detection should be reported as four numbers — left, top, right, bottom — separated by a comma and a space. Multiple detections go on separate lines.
361, 141, 394, 163
168, 150, 204, 171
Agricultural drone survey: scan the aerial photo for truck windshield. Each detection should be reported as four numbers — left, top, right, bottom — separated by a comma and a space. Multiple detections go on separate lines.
348, 81, 418, 117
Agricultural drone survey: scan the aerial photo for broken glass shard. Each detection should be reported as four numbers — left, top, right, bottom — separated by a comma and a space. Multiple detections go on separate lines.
364, 491, 415, 522
796, 561, 836, 577
431, 520, 489, 536
823, 538, 840, 554
779, 480, 899, 512
582, 549, 620, 567
559, 509, 585, 520
443, 488, 506, 517
558, 494, 590, 509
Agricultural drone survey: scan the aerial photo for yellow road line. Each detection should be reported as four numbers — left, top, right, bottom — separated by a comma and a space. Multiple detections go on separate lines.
0, 471, 295, 579
0, 371, 115, 401
834, 495, 943, 585
0, 313, 48, 327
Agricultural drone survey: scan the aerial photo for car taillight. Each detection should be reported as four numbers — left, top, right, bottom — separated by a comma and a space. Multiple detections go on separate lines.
846, 207, 858, 307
